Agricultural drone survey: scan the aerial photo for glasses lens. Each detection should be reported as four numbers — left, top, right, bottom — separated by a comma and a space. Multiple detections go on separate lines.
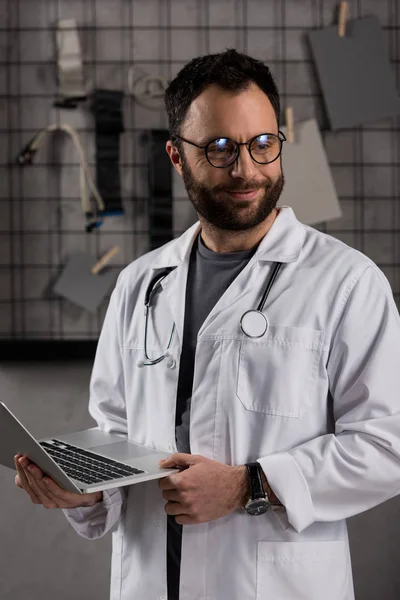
206, 138, 237, 167
249, 134, 280, 164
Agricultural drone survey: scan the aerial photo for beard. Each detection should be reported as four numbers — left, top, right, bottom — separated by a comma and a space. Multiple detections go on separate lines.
181, 155, 285, 232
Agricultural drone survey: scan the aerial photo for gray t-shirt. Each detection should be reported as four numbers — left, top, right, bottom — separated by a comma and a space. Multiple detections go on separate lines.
167, 233, 256, 600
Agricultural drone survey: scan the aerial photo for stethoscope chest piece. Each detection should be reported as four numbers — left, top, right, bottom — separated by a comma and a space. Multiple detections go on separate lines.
240, 309, 268, 338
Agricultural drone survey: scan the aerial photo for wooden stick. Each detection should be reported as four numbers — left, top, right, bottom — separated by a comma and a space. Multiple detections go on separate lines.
338, 1, 348, 37
91, 245, 120, 275
285, 107, 294, 144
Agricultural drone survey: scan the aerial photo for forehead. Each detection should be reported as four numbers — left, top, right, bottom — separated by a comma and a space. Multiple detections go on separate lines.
182, 83, 278, 141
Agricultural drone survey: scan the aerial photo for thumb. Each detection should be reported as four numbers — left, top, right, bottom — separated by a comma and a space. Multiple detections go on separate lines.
158, 452, 201, 468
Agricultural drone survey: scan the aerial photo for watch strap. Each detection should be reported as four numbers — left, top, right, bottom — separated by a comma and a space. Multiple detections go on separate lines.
245, 462, 266, 500
245, 462, 283, 506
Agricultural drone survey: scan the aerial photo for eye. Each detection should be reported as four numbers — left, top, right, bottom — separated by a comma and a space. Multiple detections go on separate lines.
254, 134, 272, 150
251, 134, 278, 155
206, 138, 237, 166
211, 138, 230, 153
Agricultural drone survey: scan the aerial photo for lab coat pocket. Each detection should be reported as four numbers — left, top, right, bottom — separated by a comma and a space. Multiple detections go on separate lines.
256, 540, 350, 600
236, 325, 324, 417
110, 531, 123, 600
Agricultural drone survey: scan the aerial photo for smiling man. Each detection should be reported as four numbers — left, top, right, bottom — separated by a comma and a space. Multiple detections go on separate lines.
168, 82, 285, 244
15, 50, 400, 600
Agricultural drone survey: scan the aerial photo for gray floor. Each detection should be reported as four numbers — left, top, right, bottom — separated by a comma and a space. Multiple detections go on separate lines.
1, 362, 400, 599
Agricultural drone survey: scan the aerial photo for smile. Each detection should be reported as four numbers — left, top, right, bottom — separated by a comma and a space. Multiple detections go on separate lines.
223, 189, 259, 200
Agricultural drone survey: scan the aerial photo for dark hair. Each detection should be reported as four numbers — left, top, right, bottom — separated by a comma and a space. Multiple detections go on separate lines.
165, 48, 280, 142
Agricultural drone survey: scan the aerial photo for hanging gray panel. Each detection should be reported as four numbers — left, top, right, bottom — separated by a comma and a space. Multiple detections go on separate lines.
308, 16, 400, 130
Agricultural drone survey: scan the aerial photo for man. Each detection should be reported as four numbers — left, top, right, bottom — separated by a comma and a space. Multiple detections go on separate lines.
15, 50, 400, 600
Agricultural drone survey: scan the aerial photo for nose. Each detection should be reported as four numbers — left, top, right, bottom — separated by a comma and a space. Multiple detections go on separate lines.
228, 145, 259, 181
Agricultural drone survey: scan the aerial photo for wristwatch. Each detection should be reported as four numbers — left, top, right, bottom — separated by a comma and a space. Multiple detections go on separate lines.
243, 462, 270, 515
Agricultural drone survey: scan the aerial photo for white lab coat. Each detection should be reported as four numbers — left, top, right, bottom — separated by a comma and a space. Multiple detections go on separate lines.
63, 206, 400, 600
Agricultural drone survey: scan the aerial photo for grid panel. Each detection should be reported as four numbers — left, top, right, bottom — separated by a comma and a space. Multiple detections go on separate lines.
0, 0, 398, 339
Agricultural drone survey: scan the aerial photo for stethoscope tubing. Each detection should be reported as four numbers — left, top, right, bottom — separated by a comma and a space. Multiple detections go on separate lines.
141, 268, 176, 366
140, 261, 283, 366
257, 262, 282, 312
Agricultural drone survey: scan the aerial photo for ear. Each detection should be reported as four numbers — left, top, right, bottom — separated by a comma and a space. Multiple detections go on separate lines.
166, 140, 183, 176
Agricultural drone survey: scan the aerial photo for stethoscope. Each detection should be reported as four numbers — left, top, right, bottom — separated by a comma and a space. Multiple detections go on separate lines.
137, 261, 283, 368
137, 268, 177, 369
239, 261, 282, 338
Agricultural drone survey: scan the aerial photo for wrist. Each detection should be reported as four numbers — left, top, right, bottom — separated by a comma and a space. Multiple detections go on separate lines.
92, 491, 103, 504
234, 465, 250, 510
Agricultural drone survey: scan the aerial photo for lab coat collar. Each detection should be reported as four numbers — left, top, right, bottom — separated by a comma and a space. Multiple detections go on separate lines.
150, 205, 305, 269
255, 205, 305, 263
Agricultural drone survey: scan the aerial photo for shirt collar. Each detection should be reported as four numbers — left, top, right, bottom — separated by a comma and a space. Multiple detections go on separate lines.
150, 205, 305, 269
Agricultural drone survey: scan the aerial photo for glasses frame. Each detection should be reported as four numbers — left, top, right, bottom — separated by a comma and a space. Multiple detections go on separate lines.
175, 131, 287, 168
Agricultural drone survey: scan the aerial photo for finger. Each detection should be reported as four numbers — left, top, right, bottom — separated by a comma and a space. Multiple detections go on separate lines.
158, 474, 182, 491
23, 464, 58, 508
16, 457, 98, 509
40, 478, 81, 509
165, 501, 190, 516
14, 456, 41, 504
175, 514, 198, 525
41, 477, 99, 508
159, 453, 198, 468
162, 489, 181, 503
14, 473, 41, 504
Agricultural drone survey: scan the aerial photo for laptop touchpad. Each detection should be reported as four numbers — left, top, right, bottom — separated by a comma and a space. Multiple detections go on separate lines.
91, 441, 152, 461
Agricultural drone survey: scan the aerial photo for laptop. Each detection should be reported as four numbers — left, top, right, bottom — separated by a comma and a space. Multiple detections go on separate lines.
0, 401, 180, 494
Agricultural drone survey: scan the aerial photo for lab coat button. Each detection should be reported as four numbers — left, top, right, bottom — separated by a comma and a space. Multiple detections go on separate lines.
166, 358, 176, 369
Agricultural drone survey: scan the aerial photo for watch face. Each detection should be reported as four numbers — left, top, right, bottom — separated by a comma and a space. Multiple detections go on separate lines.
245, 498, 270, 516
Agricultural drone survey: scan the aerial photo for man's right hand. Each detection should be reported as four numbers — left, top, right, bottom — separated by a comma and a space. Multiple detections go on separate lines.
14, 454, 103, 509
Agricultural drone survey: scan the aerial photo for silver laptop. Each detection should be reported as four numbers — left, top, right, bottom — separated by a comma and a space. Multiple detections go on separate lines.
0, 401, 180, 494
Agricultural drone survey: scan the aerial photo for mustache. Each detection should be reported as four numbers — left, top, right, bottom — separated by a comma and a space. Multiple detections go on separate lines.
213, 180, 273, 193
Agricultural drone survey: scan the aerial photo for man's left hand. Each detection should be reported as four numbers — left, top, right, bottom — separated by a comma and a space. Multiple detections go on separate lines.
158, 453, 248, 525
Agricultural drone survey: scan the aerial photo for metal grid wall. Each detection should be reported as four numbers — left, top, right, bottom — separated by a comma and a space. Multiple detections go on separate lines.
0, 0, 398, 340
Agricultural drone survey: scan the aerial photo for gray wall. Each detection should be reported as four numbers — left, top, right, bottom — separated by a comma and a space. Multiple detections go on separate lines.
0, 362, 111, 600
1, 0, 400, 599
0, 0, 399, 338
1, 363, 400, 600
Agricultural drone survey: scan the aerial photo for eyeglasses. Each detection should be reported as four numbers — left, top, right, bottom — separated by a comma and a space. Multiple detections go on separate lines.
175, 131, 286, 168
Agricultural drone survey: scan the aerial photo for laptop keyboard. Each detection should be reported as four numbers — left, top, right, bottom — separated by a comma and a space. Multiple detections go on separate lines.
39, 439, 145, 485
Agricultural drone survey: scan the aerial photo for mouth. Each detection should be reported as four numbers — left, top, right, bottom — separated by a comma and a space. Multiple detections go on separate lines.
222, 189, 260, 200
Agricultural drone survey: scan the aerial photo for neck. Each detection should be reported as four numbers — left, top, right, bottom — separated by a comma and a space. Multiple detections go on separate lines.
199, 208, 279, 253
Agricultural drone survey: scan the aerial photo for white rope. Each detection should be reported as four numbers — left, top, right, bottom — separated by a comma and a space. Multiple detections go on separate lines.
29, 124, 104, 215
